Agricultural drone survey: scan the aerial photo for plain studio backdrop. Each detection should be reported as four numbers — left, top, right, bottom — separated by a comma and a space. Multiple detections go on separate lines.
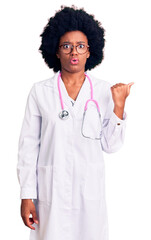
0, 0, 151, 239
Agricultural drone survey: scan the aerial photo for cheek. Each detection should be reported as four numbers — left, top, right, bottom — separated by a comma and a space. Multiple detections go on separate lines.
81, 56, 88, 64
59, 56, 68, 65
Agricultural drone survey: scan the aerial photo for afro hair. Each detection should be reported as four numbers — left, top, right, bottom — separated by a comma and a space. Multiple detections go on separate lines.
39, 5, 106, 72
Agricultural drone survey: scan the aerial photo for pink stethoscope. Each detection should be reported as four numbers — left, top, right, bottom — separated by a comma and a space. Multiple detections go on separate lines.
57, 71, 102, 140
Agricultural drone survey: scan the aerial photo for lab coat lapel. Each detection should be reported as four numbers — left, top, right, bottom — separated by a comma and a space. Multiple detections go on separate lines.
51, 71, 91, 118
60, 74, 91, 116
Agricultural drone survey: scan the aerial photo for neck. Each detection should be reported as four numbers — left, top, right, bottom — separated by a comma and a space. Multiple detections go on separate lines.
60, 69, 86, 86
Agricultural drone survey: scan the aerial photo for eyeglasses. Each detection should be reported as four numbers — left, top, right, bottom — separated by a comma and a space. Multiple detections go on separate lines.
59, 43, 89, 54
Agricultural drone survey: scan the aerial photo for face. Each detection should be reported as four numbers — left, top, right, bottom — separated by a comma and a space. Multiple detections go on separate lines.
56, 31, 90, 73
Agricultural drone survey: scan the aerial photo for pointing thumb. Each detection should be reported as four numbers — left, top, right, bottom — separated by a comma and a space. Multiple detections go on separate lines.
128, 82, 134, 88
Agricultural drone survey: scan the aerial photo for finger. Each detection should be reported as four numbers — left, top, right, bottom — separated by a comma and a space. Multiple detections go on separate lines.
31, 209, 39, 225
111, 84, 118, 88
23, 215, 36, 230
126, 82, 134, 95
127, 82, 134, 87
112, 83, 124, 88
29, 217, 34, 224
26, 217, 36, 230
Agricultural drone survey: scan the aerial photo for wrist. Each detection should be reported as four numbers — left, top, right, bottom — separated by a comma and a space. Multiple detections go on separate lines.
21, 199, 33, 202
114, 102, 125, 109
113, 105, 124, 120
114, 105, 125, 110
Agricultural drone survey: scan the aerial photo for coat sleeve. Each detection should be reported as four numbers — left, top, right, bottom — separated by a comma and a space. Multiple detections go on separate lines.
100, 83, 127, 153
17, 83, 42, 199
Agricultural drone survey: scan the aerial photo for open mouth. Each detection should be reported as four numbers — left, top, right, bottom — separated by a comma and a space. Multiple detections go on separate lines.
70, 59, 79, 64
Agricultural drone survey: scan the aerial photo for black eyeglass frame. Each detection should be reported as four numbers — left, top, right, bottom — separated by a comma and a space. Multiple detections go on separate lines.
58, 43, 90, 55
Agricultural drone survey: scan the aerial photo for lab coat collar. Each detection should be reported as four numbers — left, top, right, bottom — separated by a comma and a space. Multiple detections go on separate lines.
43, 70, 96, 87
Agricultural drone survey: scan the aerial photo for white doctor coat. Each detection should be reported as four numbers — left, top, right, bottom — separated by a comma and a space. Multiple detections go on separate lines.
17, 70, 127, 240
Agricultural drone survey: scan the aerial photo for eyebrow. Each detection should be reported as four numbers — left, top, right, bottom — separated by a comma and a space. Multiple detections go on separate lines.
62, 41, 86, 44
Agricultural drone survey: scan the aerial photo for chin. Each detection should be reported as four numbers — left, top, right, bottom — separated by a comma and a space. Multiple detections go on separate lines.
62, 66, 85, 73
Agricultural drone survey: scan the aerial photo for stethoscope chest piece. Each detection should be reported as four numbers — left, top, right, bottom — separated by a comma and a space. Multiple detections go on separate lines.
59, 110, 69, 120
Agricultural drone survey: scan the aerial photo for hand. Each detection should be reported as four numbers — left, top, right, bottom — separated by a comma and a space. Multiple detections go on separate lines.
21, 199, 38, 230
111, 82, 134, 108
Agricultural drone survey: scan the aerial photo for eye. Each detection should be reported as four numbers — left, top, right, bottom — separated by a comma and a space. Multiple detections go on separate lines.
63, 44, 70, 49
78, 44, 85, 49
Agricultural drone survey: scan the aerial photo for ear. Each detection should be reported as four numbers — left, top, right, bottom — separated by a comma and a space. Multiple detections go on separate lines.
56, 48, 60, 59
87, 51, 90, 59
56, 52, 60, 59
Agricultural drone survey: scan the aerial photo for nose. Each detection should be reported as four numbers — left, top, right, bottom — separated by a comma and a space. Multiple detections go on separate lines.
70, 45, 78, 55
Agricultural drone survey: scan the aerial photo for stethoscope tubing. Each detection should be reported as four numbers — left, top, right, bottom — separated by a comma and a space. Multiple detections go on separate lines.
57, 71, 102, 139
57, 71, 100, 114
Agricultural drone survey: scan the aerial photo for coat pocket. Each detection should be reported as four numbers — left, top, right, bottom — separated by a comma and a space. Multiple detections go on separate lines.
37, 165, 53, 203
83, 162, 104, 200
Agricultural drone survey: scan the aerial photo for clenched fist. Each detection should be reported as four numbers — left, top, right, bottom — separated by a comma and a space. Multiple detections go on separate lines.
111, 82, 134, 108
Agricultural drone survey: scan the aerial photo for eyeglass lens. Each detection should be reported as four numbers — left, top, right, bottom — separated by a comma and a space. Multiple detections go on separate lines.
61, 44, 88, 54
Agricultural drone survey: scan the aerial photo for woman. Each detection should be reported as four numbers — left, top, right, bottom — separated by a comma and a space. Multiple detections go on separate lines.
17, 5, 133, 240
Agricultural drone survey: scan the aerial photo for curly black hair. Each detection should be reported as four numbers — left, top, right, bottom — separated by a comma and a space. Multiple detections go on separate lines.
39, 5, 106, 72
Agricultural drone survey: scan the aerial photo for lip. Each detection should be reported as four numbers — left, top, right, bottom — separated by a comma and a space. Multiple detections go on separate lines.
70, 58, 79, 65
